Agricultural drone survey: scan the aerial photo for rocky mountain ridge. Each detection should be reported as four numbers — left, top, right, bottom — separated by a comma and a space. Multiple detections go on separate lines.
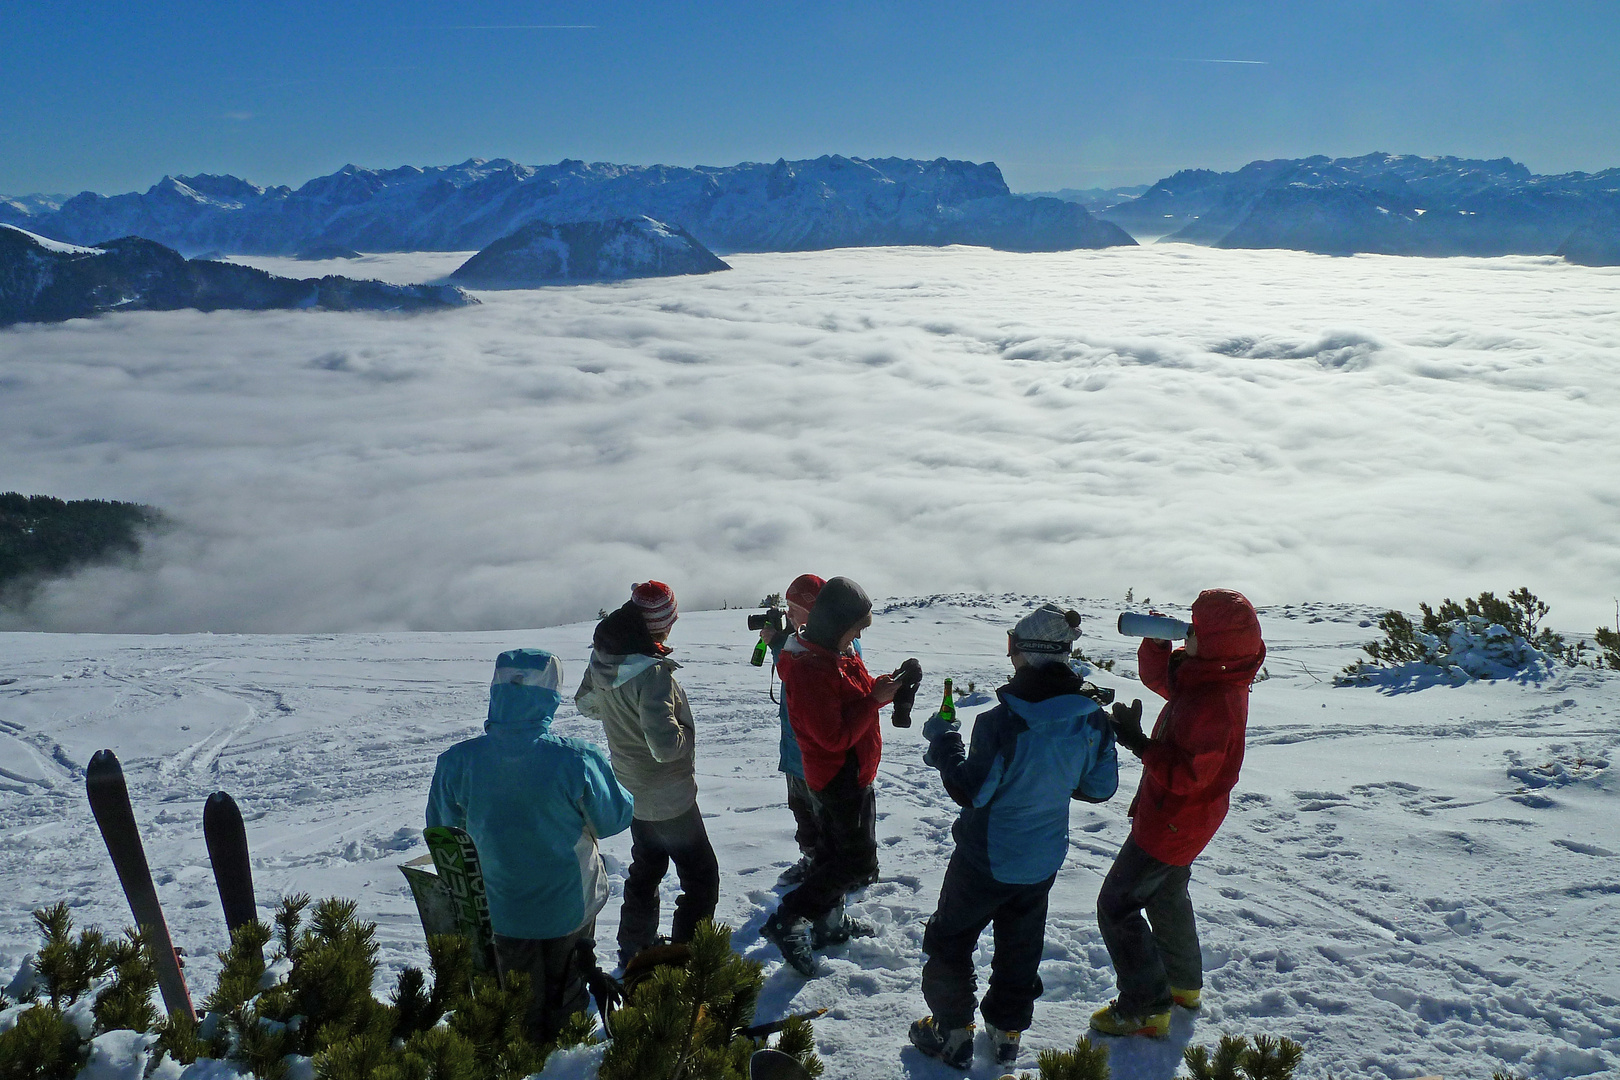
1097, 152, 1620, 259
0, 156, 1135, 257
0, 224, 473, 325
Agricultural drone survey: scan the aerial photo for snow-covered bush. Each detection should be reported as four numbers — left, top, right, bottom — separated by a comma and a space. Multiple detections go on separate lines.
1337, 588, 1584, 686
0, 904, 160, 1080
1594, 624, 1620, 669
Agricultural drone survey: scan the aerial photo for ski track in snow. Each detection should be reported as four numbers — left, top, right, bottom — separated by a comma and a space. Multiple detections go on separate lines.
2, 599, 1617, 1079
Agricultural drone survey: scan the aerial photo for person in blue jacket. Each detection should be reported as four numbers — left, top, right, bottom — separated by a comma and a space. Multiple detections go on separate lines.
909, 604, 1121, 1070
427, 648, 634, 1041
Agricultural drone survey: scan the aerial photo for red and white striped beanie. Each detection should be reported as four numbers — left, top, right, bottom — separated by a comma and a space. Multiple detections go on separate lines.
631, 580, 678, 634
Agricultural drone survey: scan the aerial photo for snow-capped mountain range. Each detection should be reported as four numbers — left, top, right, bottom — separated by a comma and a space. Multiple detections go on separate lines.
0, 156, 1135, 258
1098, 152, 1620, 258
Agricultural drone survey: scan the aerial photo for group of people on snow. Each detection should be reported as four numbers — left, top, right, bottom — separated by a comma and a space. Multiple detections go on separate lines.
424, 575, 1266, 1071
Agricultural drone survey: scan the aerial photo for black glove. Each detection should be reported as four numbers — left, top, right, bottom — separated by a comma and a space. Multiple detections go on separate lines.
1111, 698, 1148, 755
587, 966, 625, 1021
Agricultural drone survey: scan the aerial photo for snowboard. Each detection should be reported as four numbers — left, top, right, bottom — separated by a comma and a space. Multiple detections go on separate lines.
203, 791, 258, 940
422, 825, 497, 972
399, 853, 461, 938
86, 749, 195, 1019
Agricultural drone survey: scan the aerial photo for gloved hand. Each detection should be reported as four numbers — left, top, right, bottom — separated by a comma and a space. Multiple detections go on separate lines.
1111, 699, 1148, 755
921, 712, 960, 743
587, 966, 624, 1021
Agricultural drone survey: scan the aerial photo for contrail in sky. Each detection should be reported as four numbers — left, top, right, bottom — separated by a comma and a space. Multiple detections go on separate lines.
1175, 58, 1268, 64
433, 24, 597, 29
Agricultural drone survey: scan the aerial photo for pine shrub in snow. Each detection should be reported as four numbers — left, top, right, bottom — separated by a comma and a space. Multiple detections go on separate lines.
0, 904, 162, 1080
1337, 588, 1589, 686
1182, 1034, 1303, 1080
598, 921, 821, 1080
1, 904, 824, 1080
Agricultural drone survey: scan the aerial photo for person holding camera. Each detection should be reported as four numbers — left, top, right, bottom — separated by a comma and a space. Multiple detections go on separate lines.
576, 581, 720, 968
908, 604, 1120, 1069
760, 576, 897, 975
1090, 588, 1265, 1039
755, 573, 838, 885
426, 648, 634, 1043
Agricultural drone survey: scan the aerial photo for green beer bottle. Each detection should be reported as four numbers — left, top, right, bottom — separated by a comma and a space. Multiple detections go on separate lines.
751, 638, 769, 667
938, 678, 956, 724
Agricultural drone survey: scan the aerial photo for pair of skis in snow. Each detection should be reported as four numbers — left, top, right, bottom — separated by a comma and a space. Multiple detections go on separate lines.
85, 749, 258, 1021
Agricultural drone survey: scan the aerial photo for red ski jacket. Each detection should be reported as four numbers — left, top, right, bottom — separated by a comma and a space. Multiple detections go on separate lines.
1130, 589, 1266, 866
777, 634, 883, 791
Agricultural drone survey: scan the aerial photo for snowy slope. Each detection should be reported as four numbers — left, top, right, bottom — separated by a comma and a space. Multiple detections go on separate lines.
2, 599, 1616, 1079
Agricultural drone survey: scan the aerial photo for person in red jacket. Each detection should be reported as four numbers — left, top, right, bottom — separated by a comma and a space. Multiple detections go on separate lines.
1090, 588, 1266, 1038
760, 576, 897, 975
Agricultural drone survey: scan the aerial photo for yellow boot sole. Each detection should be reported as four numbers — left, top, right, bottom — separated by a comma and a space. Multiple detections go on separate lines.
1089, 1003, 1171, 1038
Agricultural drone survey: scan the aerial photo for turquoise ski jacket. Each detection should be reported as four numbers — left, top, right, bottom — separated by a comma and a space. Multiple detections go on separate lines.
427, 648, 634, 940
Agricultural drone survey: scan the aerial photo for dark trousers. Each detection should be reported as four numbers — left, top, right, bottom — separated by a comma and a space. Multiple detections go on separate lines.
779, 761, 878, 923
493, 921, 594, 1043
1097, 835, 1202, 1014
619, 802, 720, 959
785, 773, 824, 862
921, 852, 1053, 1032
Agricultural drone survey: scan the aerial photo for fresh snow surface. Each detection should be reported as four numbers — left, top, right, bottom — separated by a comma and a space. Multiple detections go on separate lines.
0, 222, 107, 255
2, 600, 1617, 1080
0, 245, 1617, 635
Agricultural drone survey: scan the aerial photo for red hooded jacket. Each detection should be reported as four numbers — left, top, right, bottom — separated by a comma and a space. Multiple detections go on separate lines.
1130, 589, 1266, 866
776, 634, 883, 791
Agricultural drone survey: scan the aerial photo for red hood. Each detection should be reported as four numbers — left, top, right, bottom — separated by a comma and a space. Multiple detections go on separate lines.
1191, 589, 1263, 664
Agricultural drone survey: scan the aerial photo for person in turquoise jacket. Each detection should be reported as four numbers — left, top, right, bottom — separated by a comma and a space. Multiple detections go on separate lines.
426, 648, 634, 1041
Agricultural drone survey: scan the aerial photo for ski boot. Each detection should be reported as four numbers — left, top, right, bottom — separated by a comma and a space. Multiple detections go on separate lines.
760, 910, 816, 976
908, 1016, 974, 1069
810, 898, 876, 948
1089, 1000, 1171, 1038
985, 1023, 1021, 1067
1171, 985, 1202, 1009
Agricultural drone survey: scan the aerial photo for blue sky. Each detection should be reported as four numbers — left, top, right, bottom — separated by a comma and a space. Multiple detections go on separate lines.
4, 0, 1618, 196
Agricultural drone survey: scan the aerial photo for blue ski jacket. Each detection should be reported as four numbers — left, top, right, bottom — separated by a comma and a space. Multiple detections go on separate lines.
427, 648, 634, 941
924, 662, 1118, 884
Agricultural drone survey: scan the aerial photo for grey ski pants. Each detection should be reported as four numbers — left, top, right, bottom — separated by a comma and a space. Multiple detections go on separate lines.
1097, 835, 1202, 1014
492, 920, 595, 1043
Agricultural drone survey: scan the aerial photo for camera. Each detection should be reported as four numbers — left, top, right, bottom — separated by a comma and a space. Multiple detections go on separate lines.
888, 658, 924, 728
748, 607, 791, 634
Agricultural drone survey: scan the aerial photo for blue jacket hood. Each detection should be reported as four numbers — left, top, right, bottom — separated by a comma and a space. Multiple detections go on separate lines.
487, 648, 562, 730
1000, 689, 1101, 728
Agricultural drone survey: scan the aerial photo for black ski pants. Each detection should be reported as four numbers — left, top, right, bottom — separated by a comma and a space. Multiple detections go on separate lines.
619, 802, 720, 961
785, 773, 825, 862
1097, 834, 1201, 1014
493, 921, 595, 1043
921, 851, 1054, 1032
778, 759, 878, 923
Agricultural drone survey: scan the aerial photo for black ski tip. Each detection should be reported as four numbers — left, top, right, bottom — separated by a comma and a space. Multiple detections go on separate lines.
204, 790, 238, 812
87, 749, 124, 780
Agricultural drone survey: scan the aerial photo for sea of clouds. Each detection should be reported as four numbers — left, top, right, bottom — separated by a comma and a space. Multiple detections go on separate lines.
2, 245, 1616, 634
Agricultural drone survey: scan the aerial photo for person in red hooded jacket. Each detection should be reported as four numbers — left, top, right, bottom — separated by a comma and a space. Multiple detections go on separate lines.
1090, 588, 1266, 1038
760, 576, 898, 976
